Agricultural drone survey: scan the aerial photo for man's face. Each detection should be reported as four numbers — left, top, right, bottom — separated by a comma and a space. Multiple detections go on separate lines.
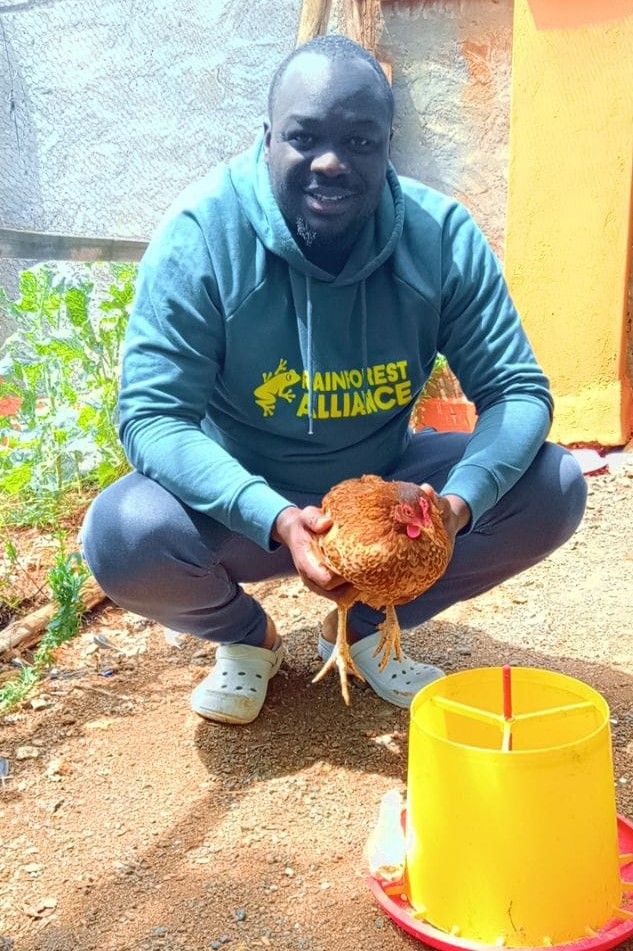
264, 53, 392, 265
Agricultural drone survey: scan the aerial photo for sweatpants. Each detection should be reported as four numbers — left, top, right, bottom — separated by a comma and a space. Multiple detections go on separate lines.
80, 430, 587, 648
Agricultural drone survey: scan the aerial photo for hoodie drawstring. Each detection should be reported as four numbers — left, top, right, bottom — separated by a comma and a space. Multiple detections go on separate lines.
360, 279, 368, 378
300, 274, 369, 437
305, 274, 314, 436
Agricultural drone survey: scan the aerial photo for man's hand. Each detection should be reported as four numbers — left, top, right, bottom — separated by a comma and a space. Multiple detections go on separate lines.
272, 506, 351, 600
420, 483, 471, 547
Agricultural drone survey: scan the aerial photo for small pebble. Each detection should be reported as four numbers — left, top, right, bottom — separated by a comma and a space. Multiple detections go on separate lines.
38, 897, 57, 911
151, 927, 168, 937
16, 746, 40, 761
235, 909, 247, 922
30, 697, 49, 710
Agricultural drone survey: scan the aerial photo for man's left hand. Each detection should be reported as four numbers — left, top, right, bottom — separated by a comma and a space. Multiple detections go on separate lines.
420, 483, 471, 545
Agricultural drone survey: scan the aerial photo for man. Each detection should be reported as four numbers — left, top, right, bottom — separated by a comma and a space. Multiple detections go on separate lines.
81, 35, 586, 724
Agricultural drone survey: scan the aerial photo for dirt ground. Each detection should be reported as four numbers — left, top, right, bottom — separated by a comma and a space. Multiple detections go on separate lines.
1, 464, 633, 951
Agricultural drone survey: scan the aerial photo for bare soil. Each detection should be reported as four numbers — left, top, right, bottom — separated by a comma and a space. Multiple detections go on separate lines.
1, 466, 632, 951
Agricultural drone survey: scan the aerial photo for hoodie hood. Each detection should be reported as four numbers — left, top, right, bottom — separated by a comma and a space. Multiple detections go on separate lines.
229, 134, 405, 286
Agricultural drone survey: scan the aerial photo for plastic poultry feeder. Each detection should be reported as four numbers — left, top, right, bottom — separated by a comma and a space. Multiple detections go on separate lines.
368, 666, 633, 951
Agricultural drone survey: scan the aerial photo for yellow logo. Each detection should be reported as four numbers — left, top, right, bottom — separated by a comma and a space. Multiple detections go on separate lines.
253, 359, 301, 417
254, 358, 414, 420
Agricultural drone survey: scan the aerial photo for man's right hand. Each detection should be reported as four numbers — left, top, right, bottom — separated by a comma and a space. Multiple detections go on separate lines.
272, 506, 350, 600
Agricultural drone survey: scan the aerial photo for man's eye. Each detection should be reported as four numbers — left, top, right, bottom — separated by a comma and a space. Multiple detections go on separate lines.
288, 132, 314, 148
349, 137, 371, 149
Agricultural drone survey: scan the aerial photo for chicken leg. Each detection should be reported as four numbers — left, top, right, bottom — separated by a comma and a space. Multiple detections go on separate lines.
373, 604, 403, 671
312, 601, 365, 705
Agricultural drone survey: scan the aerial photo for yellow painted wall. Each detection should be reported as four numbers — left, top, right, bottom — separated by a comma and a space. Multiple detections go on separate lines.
505, 0, 633, 445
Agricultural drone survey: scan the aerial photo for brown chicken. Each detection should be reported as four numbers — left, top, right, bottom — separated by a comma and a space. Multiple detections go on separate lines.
312, 475, 453, 704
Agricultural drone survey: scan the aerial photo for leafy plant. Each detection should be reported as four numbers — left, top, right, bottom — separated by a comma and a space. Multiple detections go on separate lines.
0, 264, 133, 526
418, 353, 449, 402
0, 551, 89, 712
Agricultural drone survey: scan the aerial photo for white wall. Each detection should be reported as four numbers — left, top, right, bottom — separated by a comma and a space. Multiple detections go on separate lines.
0, 0, 513, 331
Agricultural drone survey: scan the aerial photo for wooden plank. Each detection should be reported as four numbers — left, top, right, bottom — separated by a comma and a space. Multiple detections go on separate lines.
0, 576, 107, 655
296, 0, 333, 45
0, 228, 148, 263
343, 0, 392, 82
344, 0, 382, 53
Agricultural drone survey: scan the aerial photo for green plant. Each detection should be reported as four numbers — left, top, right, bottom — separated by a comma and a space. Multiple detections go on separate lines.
0, 264, 133, 526
419, 353, 449, 402
0, 551, 89, 712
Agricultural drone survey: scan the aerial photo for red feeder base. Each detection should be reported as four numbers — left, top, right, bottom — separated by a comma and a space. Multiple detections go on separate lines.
368, 815, 633, 951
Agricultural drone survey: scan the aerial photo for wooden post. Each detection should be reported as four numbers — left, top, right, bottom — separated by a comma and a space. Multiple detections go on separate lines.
344, 0, 381, 53
296, 0, 333, 45
344, 0, 392, 83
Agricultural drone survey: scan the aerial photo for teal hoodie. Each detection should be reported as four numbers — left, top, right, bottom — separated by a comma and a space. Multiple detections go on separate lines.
119, 135, 553, 550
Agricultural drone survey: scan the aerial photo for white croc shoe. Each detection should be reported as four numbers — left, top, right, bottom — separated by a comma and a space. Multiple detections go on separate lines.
317, 632, 444, 709
191, 637, 285, 724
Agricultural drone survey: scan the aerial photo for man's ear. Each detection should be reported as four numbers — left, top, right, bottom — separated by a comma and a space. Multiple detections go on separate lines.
263, 120, 271, 162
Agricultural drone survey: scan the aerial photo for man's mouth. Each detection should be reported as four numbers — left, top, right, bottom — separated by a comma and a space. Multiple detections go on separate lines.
304, 188, 356, 215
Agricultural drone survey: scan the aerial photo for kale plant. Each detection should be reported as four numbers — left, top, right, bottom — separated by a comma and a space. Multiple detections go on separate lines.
0, 264, 133, 525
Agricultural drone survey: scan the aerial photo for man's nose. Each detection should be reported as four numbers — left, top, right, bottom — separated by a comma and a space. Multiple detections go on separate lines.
311, 148, 348, 177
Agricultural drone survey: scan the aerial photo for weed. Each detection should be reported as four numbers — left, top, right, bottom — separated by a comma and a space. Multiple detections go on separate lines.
0, 551, 89, 712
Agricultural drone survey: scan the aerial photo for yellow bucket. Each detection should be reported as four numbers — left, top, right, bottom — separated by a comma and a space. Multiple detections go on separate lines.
406, 667, 622, 947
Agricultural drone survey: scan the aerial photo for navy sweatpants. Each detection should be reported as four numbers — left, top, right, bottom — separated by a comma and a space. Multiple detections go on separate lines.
80, 431, 587, 648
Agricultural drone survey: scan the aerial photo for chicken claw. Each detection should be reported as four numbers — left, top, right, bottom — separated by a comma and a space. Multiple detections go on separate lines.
312, 605, 365, 705
373, 604, 403, 671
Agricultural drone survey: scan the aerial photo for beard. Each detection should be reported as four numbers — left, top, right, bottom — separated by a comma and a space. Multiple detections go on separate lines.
295, 216, 318, 247
292, 212, 367, 273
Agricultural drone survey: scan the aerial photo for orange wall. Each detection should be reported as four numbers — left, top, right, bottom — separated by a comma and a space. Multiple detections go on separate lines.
505, 0, 633, 445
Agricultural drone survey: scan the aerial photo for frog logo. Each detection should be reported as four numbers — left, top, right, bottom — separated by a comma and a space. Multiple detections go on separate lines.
254, 358, 301, 417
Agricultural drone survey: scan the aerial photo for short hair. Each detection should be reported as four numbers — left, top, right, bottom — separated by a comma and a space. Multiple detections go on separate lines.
268, 34, 394, 124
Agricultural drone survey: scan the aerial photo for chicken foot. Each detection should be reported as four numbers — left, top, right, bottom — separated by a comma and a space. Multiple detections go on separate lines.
373, 604, 403, 671
312, 602, 365, 705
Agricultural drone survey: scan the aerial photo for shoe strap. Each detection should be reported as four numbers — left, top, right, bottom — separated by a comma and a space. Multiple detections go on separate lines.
216, 638, 283, 668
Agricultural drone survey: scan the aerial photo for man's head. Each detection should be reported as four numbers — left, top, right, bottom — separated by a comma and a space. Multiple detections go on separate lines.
264, 35, 394, 271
